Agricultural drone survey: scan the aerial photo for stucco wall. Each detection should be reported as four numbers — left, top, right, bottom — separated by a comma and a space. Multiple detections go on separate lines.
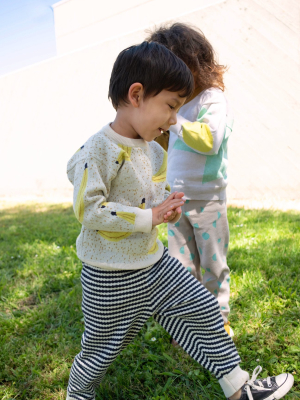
1, 0, 299, 200
53, 0, 224, 55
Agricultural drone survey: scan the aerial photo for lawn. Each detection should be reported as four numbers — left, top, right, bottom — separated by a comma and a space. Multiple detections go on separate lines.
0, 202, 299, 400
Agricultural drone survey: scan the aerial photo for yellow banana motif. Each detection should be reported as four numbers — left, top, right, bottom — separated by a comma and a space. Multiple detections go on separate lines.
148, 241, 159, 254
118, 144, 132, 157
75, 145, 84, 153
152, 151, 167, 182
97, 208, 135, 241
114, 211, 136, 225
139, 198, 146, 209
75, 163, 88, 223
97, 230, 132, 242
166, 183, 171, 192
116, 144, 132, 164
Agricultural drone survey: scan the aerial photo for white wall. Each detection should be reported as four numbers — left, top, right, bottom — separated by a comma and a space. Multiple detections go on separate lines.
53, 0, 224, 55
1, 0, 300, 200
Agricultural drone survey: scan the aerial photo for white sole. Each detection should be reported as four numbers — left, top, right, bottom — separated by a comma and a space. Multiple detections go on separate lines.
265, 373, 294, 399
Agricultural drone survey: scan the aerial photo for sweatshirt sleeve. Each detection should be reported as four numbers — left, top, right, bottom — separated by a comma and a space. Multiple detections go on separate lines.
68, 157, 153, 234
171, 91, 227, 156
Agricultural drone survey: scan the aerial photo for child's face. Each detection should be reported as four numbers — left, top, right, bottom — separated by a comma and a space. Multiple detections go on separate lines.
133, 89, 186, 142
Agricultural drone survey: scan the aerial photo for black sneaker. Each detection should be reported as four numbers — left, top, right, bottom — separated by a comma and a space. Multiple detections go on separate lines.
229, 366, 294, 400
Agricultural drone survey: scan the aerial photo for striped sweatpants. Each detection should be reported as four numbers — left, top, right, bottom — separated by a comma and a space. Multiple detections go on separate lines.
67, 248, 248, 400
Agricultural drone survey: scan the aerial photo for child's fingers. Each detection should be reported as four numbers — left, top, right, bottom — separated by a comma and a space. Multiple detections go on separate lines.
167, 199, 184, 209
166, 192, 177, 201
168, 203, 184, 212
163, 209, 181, 223
163, 195, 177, 207
161, 203, 182, 215
164, 210, 175, 219
164, 192, 184, 206
163, 210, 174, 220
155, 197, 184, 224
173, 192, 185, 200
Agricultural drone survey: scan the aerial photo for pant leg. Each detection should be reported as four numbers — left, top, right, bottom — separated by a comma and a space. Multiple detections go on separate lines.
190, 200, 231, 323
168, 201, 202, 281
151, 249, 248, 398
67, 264, 154, 400
168, 200, 231, 323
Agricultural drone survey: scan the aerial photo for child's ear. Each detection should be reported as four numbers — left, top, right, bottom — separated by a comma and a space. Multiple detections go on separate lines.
128, 83, 144, 108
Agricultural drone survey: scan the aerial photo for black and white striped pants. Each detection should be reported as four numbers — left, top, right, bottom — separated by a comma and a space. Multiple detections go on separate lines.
67, 248, 242, 400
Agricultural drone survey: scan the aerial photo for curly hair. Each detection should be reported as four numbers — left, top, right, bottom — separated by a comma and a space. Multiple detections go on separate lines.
146, 23, 226, 93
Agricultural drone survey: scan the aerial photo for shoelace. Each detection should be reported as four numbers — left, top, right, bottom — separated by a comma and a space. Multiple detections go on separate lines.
245, 366, 272, 400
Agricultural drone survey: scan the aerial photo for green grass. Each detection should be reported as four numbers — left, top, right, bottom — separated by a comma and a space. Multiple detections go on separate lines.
0, 203, 299, 400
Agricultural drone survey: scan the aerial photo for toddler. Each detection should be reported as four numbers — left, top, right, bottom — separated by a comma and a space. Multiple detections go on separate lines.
148, 23, 234, 335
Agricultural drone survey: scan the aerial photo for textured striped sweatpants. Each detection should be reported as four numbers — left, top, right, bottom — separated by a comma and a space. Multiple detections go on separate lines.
67, 248, 242, 400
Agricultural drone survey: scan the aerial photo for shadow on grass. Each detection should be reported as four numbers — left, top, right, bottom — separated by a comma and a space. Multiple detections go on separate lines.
0, 204, 299, 399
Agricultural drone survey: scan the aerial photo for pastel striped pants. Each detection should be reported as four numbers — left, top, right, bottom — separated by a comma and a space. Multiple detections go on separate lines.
67, 248, 245, 400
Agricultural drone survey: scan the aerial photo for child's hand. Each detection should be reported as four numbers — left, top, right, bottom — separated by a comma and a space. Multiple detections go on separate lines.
152, 192, 185, 227
163, 192, 185, 223
163, 208, 181, 223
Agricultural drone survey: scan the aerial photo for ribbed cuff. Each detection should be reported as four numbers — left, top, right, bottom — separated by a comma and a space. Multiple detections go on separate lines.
133, 208, 153, 233
219, 365, 249, 398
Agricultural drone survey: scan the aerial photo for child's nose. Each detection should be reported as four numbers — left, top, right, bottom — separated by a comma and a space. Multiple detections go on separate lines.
169, 113, 177, 126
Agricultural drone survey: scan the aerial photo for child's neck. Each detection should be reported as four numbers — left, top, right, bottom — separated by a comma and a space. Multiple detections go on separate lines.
111, 111, 141, 140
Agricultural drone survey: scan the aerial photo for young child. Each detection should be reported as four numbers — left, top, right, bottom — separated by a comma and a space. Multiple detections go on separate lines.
66, 41, 293, 400
147, 24, 234, 335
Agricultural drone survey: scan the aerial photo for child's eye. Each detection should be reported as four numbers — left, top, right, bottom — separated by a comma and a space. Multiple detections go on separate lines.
168, 105, 175, 110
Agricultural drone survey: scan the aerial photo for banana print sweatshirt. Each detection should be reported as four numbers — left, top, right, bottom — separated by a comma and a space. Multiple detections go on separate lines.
67, 123, 171, 270
167, 88, 233, 200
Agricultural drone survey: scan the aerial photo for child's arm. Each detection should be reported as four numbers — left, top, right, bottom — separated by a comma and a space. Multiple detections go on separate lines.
68, 157, 184, 233
171, 90, 229, 156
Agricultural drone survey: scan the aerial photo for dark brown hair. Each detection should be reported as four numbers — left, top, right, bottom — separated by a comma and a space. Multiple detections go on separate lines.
146, 23, 226, 92
108, 41, 194, 109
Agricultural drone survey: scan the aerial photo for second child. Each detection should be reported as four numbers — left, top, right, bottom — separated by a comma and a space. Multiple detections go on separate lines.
147, 24, 234, 335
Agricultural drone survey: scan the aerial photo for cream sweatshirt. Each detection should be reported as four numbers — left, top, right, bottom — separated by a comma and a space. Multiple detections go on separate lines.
67, 124, 171, 270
